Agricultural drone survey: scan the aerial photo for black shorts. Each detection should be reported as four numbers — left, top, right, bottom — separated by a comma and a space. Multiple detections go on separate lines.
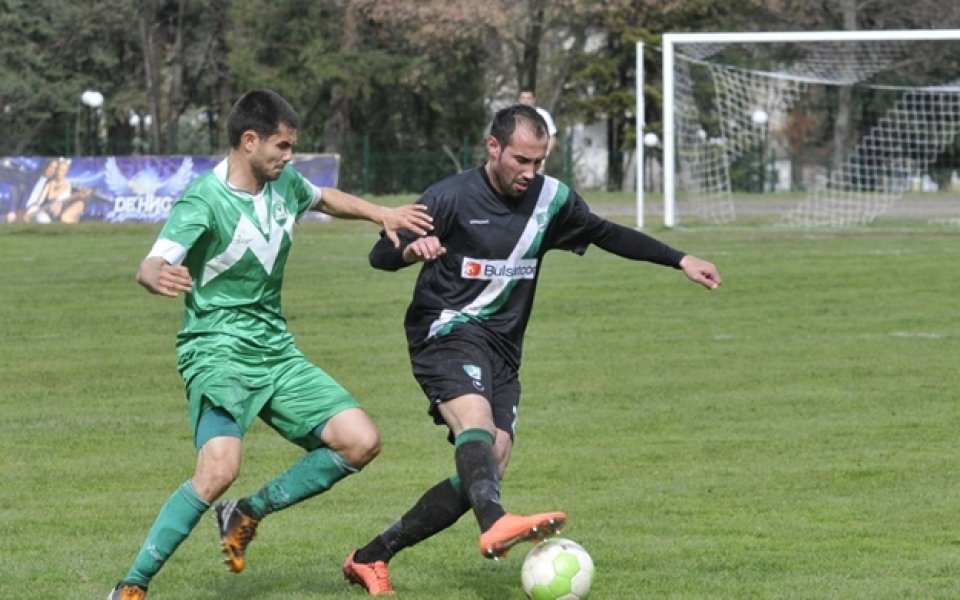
410, 332, 520, 441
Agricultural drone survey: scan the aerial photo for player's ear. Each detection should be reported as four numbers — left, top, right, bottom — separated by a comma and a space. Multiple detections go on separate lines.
241, 130, 259, 151
486, 135, 500, 159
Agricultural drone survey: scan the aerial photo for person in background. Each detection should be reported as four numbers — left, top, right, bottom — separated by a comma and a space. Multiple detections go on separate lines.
518, 87, 557, 172
342, 104, 721, 596
106, 89, 433, 600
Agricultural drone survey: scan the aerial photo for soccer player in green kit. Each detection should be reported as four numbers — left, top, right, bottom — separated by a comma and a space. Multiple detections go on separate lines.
107, 89, 433, 600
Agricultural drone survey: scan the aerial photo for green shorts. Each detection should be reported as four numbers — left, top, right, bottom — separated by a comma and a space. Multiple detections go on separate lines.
177, 335, 360, 450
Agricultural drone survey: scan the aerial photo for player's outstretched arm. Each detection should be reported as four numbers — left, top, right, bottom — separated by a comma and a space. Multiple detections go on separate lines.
316, 187, 432, 247
679, 254, 722, 290
137, 256, 193, 298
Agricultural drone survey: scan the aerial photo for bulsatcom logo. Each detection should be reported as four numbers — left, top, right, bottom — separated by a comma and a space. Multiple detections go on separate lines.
461, 257, 538, 280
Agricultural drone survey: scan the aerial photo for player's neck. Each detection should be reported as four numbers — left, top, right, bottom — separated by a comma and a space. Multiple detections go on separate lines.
482, 162, 505, 196
226, 155, 265, 195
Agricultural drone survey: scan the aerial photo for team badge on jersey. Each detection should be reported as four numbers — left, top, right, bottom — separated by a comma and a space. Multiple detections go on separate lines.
536, 210, 549, 229
272, 200, 290, 224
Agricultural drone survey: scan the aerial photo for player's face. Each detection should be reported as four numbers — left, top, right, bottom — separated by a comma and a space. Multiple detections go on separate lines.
486, 124, 548, 198
251, 123, 297, 183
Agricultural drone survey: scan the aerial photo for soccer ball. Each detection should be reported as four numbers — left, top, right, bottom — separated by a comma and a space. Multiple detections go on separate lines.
521, 537, 594, 600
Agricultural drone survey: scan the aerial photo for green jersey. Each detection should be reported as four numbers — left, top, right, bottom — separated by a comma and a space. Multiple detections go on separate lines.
148, 158, 320, 350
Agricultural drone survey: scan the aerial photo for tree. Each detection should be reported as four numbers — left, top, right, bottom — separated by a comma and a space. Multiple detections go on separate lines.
0, 0, 139, 155
136, 0, 232, 154
228, 0, 497, 191
0, 0, 231, 156
564, 0, 768, 190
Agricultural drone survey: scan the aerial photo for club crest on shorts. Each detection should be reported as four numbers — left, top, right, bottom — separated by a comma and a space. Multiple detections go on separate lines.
463, 364, 484, 390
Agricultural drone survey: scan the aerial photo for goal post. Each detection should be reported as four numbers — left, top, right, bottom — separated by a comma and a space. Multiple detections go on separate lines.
637, 29, 960, 228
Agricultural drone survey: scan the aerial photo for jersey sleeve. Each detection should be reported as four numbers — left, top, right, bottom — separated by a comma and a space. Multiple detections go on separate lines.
549, 191, 685, 267
149, 192, 212, 265
286, 166, 322, 219
547, 191, 600, 254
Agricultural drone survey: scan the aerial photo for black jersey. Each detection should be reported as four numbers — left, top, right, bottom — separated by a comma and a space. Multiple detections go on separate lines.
370, 167, 685, 369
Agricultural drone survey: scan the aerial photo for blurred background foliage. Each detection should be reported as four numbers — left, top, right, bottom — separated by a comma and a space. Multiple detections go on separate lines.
1, 0, 956, 192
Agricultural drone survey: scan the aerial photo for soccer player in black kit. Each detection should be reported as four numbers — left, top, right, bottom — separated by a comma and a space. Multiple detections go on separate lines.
342, 104, 722, 595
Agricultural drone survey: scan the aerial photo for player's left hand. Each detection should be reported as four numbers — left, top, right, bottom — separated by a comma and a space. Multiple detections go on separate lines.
679, 254, 722, 290
403, 236, 447, 263
382, 204, 433, 247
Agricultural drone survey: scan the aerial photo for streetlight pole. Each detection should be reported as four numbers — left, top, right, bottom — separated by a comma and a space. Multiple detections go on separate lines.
129, 110, 142, 155
80, 90, 104, 156
751, 108, 769, 194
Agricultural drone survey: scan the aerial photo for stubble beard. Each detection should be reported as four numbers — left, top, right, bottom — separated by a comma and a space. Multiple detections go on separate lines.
493, 156, 524, 199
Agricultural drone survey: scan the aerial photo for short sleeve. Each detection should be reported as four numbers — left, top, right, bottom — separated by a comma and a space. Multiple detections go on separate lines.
285, 167, 322, 219
151, 193, 212, 263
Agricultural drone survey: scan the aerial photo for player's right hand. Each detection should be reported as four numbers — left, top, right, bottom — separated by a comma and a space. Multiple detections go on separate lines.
137, 256, 193, 298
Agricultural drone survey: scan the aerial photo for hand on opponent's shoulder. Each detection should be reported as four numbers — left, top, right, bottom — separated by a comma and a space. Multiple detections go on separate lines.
378, 204, 433, 248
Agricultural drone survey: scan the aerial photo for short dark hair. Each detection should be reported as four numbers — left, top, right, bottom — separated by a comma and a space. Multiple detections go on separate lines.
226, 89, 301, 149
489, 104, 548, 148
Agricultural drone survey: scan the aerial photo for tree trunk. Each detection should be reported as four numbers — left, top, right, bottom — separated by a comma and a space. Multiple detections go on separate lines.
323, 1, 359, 154
210, 0, 232, 152
167, 0, 187, 154
139, 0, 163, 154
516, 0, 547, 91
831, 0, 858, 174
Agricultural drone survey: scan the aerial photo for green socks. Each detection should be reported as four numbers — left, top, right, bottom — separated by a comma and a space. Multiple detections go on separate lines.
123, 480, 209, 588
244, 447, 357, 518
120, 448, 357, 587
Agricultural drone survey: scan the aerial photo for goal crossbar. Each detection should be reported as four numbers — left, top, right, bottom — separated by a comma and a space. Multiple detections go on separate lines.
636, 29, 960, 228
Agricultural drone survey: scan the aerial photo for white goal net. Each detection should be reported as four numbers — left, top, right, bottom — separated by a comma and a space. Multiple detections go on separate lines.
639, 30, 960, 227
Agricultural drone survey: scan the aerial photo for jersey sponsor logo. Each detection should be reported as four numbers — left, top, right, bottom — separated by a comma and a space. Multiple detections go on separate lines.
469, 219, 490, 225
461, 257, 538, 280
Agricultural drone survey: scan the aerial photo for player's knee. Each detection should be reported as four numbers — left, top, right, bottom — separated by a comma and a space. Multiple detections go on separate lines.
193, 463, 239, 501
194, 434, 242, 500
342, 427, 382, 469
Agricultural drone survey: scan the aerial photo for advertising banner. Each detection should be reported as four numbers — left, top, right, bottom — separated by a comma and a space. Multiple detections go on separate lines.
1, 154, 339, 225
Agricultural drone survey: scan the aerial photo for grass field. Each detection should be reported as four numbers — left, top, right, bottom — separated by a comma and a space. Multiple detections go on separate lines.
1, 197, 959, 599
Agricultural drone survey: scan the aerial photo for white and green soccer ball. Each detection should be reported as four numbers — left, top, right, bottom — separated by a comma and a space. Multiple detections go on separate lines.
521, 537, 594, 600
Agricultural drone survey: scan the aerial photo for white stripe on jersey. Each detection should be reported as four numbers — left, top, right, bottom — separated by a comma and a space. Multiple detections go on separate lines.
148, 237, 188, 266
201, 212, 293, 286
427, 176, 560, 339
